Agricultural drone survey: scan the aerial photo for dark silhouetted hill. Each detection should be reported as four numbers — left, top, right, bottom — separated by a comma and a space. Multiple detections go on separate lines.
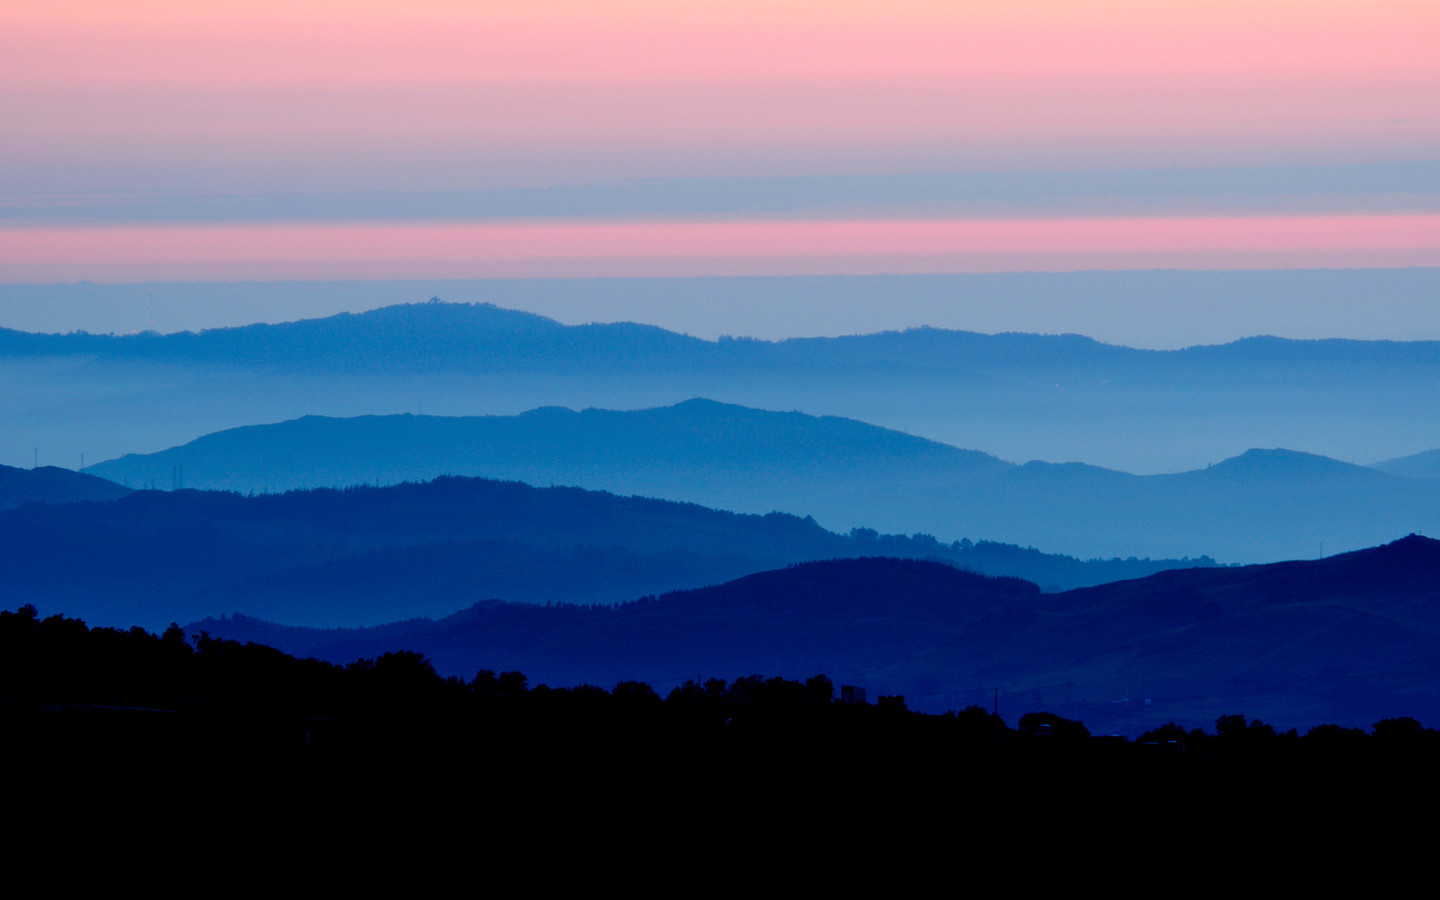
188, 537, 1440, 733
0, 475, 1199, 630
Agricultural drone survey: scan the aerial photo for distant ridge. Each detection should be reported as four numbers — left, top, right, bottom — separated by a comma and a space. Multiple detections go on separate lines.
6, 299, 1440, 374
0, 474, 1205, 631
0, 464, 131, 511
0, 302, 712, 372
88, 398, 1007, 493
189, 535, 1440, 734
1373, 449, 1440, 480
10, 299, 1440, 478
89, 402, 1440, 561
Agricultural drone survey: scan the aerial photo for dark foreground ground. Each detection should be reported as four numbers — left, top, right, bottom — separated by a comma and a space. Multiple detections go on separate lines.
5, 605, 1438, 876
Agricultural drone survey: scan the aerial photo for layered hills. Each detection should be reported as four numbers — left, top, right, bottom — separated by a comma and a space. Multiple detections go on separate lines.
191, 535, 1440, 734
0, 475, 1202, 631
89, 401, 1440, 561
8, 300, 1440, 735
8, 300, 1440, 475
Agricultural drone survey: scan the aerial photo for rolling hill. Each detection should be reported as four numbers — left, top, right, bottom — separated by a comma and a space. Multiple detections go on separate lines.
0, 464, 131, 511
89, 401, 1440, 561
0, 475, 1205, 630
8, 299, 1440, 477
190, 535, 1440, 734
1373, 448, 1440, 480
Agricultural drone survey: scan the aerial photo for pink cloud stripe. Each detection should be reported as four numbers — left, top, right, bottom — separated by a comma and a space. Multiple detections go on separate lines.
4, 215, 1438, 281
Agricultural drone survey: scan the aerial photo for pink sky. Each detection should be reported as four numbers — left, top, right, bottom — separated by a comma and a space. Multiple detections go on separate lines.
6, 1, 1435, 186
2, 1, 1436, 279
4, 215, 1437, 281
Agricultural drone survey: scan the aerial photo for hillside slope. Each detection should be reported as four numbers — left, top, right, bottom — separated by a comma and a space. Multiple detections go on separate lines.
0, 475, 1203, 629
192, 536, 1440, 733
90, 404, 1440, 561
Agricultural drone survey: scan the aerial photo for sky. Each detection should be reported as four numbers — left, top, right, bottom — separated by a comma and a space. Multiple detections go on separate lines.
1, 0, 1438, 337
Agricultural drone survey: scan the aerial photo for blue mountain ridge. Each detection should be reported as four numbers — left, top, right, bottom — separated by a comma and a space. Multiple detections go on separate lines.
87, 401, 1440, 562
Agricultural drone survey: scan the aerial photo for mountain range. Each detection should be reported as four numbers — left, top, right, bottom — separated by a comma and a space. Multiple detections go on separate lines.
190, 535, 1440, 735
7, 298, 1440, 377
8, 299, 1440, 734
7, 300, 1440, 475
0, 474, 1207, 631
88, 400, 1440, 562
